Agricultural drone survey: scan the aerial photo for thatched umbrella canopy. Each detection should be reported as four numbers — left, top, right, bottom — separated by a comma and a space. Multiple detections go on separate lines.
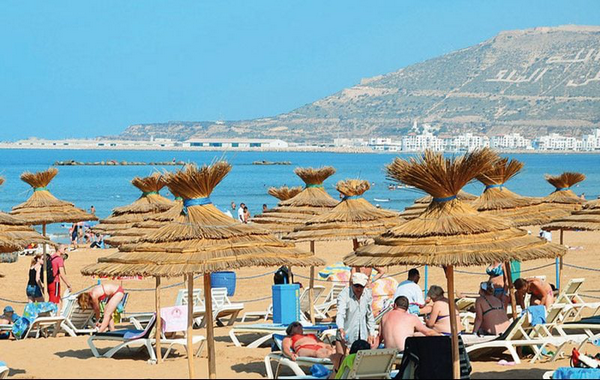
284, 179, 405, 242
251, 167, 339, 234
539, 172, 586, 222
543, 198, 600, 232
267, 186, 303, 202
471, 158, 551, 226
96, 173, 173, 246
0, 234, 22, 254
344, 149, 566, 379
10, 168, 95, 291
0, 178, 54, 248
399, 190, 477, 220
82, 162, 324, 379
10, 168, 97, 225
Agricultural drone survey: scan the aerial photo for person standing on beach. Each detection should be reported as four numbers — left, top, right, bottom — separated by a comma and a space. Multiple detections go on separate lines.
243, 206, 250, 224
26, 254, 45, 303
231, 202, 236, 213
69, 223, 78, 249
48, 245, 73, 305
238, 203, 246, 223
90, 205, 96, 214
335, 272, 377, 354
262, 204, 268, 213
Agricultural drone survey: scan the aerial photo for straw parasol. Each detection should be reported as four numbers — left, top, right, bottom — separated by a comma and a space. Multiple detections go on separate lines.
0, 177, 55, 248
251, 167, 339, 234
82, 162, 324, 379
283, 179, 405, 322
471, 157, 553, 226
344, 149, 566, 379
95, 173, 173, 247
10, 168, 96, 291
267, 186, 303, 202
399, 190, 477, 220
539, 172, 586, 221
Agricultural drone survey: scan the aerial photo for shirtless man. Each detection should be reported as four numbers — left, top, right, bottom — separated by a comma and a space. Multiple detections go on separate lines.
379, 296, 438, 352
514, 277, 555, 310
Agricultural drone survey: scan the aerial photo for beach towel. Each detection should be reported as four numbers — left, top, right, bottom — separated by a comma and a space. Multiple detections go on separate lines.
525, 305, 547, 326
319, 262, 351, 280
553, 367, 600, 379
370, 276, 398, 316
12, 302, 58, 339
160, 306, 187, 333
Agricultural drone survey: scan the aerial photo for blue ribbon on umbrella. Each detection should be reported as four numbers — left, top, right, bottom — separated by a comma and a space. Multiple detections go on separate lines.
342, 195, 360, 201
306, 184, 324, 189
485, 184, 504, 190
433, 195, 457, 203
556, 187, 571, 191
182, 197, 212, 215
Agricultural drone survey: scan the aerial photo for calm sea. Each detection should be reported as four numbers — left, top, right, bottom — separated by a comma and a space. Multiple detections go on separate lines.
0, 149, 598, 239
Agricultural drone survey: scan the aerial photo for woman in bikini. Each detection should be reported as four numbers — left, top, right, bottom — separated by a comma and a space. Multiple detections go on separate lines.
425, 285, 463, 335
473, 281, 510, 335
486, 262, 508, 300
514, 277, 555, 310
77, 283, 125, 332
282, 321, 337, 361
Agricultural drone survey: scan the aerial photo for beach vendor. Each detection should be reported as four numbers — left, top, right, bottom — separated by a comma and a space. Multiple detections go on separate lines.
335, 273, 377, 355
282, 321, 337, 361
514, 277, 555, 310
394, 268, 428, 315
77, 283, 125, 332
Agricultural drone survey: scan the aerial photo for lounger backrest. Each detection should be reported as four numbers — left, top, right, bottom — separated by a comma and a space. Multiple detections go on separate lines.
299, 286, 326, 312
272, 333, 285, 351
211, 288, 230, 308
176, 289, 204, 308
346, 348, 398, 379
326, 283, 346, 304
128, 314, 157, 340
498, 314, 528, 341
68, 298, 95, 329
555, 278, 585, 305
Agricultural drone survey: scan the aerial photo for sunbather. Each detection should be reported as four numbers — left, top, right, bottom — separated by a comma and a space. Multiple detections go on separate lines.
486, 262, 507, 299
514, 277, 554, 310
282, 321, 336, 361
425, 286, 462, 335
473, 281, 510, 336
379, 296, 438, 352
77, 283, 125, 332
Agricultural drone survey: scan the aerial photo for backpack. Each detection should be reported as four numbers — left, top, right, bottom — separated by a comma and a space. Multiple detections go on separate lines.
46, 254, 58, 284
273, 266, 293, 285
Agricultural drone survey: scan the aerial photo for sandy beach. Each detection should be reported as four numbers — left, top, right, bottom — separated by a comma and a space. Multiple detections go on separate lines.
1, 227, 600, 378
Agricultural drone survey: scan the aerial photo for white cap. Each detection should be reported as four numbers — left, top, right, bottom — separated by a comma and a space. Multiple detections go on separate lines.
352, 272, 369, 287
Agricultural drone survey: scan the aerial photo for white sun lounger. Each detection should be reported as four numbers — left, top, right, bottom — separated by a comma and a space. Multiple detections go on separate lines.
299, 286, 326, 323
242, 304, 273, 323
554, 278, 600, 321
229, 323, 337, 348
265, 333, 333, 379
88, 314, 158, 362
0, 363, 8, 379
313, 283, 346, 320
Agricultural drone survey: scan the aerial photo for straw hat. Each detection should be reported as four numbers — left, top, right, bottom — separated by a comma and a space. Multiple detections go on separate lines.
10, 168, 97, 225
252, 167, 339, 234
284, 179, 404, 242
344, 150, 566, 267
82, 162, 324, 277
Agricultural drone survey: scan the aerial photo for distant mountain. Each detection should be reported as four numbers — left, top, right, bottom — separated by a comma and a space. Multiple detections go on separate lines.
119, 25, 600, 142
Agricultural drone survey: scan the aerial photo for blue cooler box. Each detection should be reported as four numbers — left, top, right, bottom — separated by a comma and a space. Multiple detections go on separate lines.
211, 271, 237, 296
272, 284, 300, 324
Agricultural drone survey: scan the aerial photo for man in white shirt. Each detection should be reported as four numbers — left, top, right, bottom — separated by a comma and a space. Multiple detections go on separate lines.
394, 268, 426, 315
237, 203, 246, 223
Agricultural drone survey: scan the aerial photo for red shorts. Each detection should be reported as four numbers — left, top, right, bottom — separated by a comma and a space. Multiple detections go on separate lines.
48, 282, 60, 304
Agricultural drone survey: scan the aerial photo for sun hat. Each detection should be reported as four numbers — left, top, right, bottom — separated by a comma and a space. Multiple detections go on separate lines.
351, 272, 369, 287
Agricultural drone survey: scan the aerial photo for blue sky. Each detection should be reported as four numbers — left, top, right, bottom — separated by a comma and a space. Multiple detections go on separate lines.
0, 1, 598, 140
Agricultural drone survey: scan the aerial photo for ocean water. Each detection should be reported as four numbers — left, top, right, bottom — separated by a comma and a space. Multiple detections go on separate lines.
0, 149, 598, 238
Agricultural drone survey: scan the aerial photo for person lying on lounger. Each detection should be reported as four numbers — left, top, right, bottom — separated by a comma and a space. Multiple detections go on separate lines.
282, 321, 336, 361
77, 283, 125, 332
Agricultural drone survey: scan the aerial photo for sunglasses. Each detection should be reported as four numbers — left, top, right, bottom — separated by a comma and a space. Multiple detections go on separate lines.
353, 284, 365, 288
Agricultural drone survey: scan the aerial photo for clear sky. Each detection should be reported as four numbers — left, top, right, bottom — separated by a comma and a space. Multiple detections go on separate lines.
0, 1, 599, 140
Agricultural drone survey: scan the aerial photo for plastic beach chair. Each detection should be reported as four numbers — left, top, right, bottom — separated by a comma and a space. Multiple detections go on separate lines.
87, 314, 158, 362
264, 333, 333, 379
0, 362, 8, 379
242, 304, 273, 323
229, 323, 337, 348
314, 283, 346, 320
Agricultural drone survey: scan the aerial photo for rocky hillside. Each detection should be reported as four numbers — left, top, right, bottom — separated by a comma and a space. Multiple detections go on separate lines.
119, 25, 600, 142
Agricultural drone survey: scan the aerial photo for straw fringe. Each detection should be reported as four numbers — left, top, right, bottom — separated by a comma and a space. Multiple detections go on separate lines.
543, 172, 585, 206
268, 186, 303, 201
543, 200, 600, 231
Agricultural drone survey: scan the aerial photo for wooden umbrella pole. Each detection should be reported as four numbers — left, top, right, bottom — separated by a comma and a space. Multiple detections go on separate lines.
444, 266, 460, 380
186, 274, 195, 379
559, 229, 564, 292
42, 224, 48, 301
504, 262, 518, 320
309, 241, 316, 324
155, 277, 162, 363
352, 238, 359, 251
204, 273, 217, 379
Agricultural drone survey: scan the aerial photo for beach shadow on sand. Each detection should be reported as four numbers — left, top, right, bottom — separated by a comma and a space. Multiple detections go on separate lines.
55, 348, 153, 361
9, 368, 26, 376
472, 368, 548, 379
231, 361, 268, 376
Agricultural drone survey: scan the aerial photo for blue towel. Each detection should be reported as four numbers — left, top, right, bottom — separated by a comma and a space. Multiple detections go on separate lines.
0, 361, 5, 367
526, 305, 546, 326
553, 367, 600, 379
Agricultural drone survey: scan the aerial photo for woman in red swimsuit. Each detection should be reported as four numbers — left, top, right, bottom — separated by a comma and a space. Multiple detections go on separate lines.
77, 283, 125, 332
282, 322, 336, 361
